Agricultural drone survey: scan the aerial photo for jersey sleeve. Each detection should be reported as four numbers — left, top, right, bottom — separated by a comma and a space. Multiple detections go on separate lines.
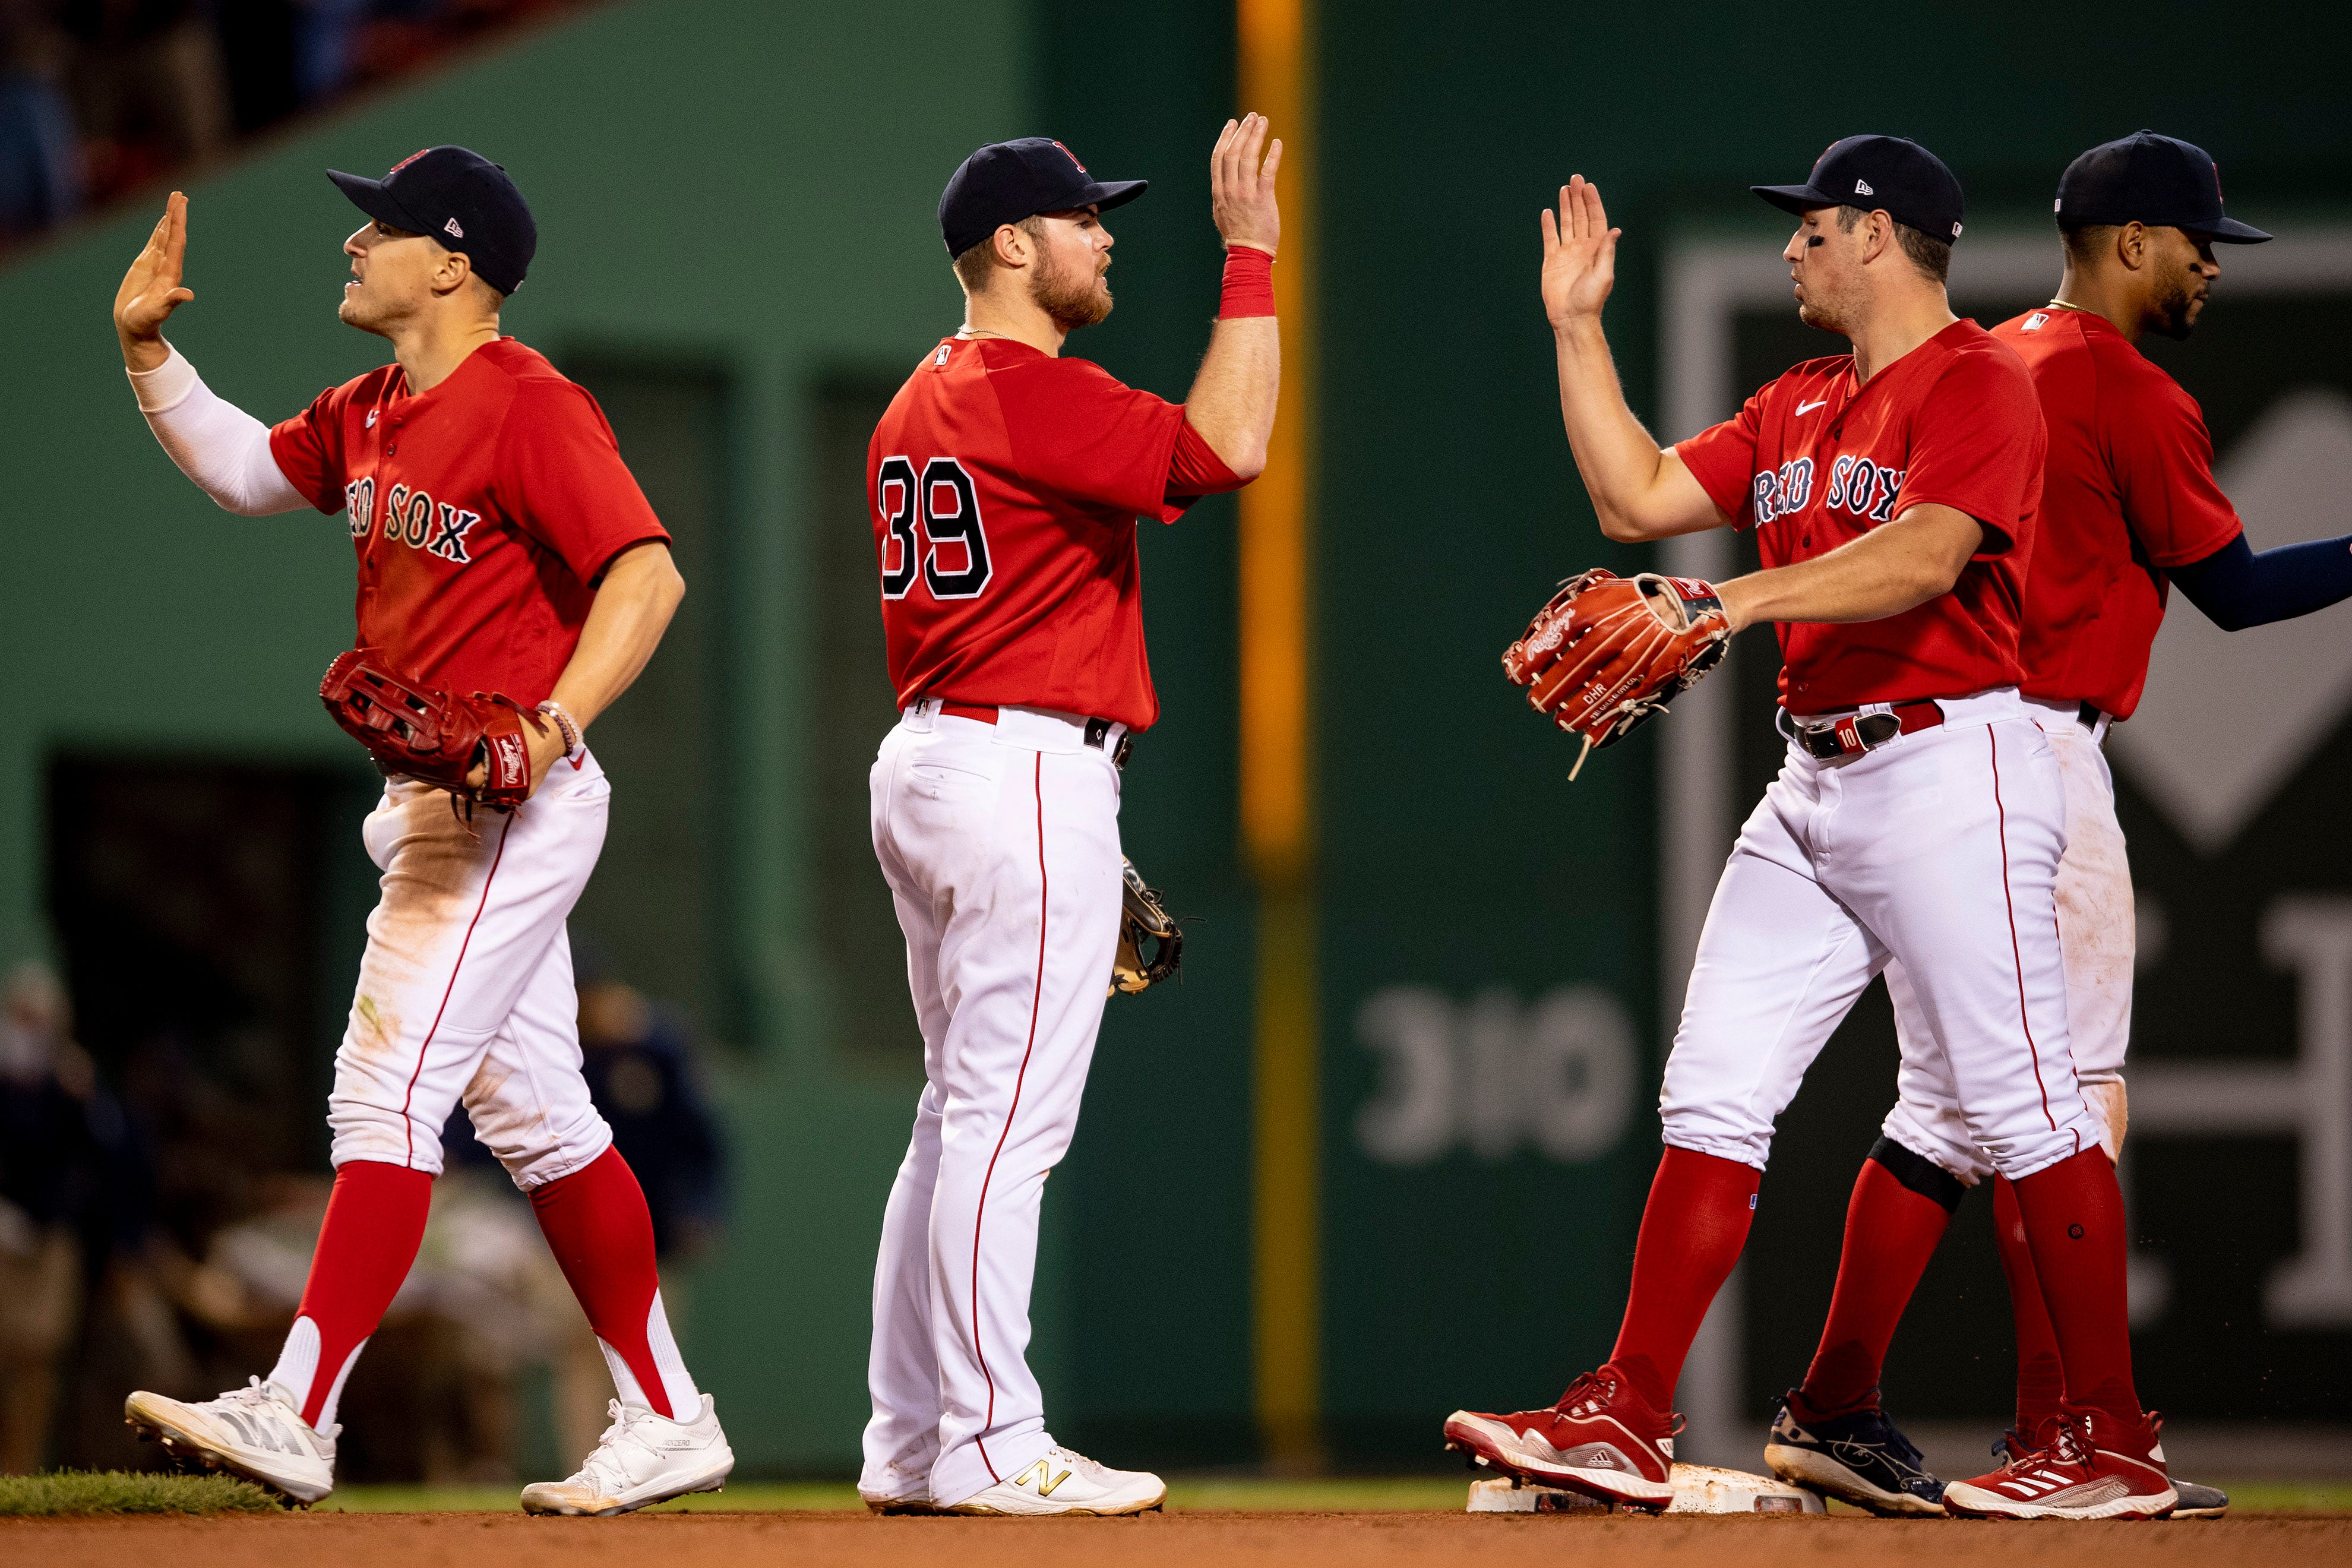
1674, 388, 1766, 527
1898, 349, 2046, 558
2101, 359, 2243, 567
491, 381, 672, 585
990, 355, 1190, 521
268, 382, 354, 514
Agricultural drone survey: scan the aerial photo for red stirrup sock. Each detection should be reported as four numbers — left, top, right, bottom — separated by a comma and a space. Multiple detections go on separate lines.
268, 1160, 433, 1428
1607, 1146, 1762, 1411
1993, 1172, 2066, 1436
531, 1146, 698, 1420
1797, 1146, 1958, 1415
2009, 1148, 2140, 1424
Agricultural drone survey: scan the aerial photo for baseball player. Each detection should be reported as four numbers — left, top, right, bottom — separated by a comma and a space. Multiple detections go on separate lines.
1767, 132, 2344, 1519
856, 121, 1279, 1516
1444, 135, 2176, 1520
109, 148, 732, 1513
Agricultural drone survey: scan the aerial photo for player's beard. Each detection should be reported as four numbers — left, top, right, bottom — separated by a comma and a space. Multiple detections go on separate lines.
1032, 248, 1112, 332
2153, 267, 2203, 341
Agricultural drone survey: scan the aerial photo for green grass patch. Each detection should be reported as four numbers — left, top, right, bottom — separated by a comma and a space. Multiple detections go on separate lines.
2202, 1481, 2352, 1513
0, 1469, 282, 1517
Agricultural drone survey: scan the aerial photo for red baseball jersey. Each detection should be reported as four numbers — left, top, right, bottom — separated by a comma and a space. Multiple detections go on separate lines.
869, 336, 1191, 731
270, 338, 669, 706
1994, 308, 2242, 719
1678, 319, 2047, 712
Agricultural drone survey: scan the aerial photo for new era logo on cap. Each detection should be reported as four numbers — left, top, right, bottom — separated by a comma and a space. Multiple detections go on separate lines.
444, 217, 464, 239
1752, 134, 1965, 251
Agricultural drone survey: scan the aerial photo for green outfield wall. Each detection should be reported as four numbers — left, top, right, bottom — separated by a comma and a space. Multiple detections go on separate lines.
6, 0, 2350, 1480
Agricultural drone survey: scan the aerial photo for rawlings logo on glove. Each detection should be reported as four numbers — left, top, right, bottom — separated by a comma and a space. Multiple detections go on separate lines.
320, 649, 549, 813
1502, 568, 1732, 777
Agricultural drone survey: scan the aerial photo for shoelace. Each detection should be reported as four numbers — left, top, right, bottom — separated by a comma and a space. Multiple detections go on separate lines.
1553, 1371, 1613, 1417
1870, 1407, 1927, 1471
568, 1401, 670, 1493
220, 1376, 340, 1444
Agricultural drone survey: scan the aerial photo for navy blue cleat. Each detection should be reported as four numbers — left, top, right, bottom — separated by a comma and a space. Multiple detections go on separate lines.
1763, 1392, 1945, 1516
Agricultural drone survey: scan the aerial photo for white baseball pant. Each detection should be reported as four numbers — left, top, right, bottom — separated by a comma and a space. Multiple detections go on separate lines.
860, 702, 1126, 1509
1661, 689, 2103, 1180
326, 752, 616, 1188
1881, 697, 2132, 1180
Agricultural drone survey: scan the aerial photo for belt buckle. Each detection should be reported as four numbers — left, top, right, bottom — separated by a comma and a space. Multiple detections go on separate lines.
1800, 709, 1898, 759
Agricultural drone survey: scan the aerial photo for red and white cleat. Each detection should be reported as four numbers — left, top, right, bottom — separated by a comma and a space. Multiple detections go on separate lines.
1443, 1368, 1678, 1510
1943, 1407, 2176, 1520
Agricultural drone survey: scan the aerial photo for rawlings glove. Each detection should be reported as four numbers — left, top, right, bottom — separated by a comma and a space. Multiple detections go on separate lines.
319, 649, 549, 813
1109, 856, 1183, 996
1502, 568, 1731, 777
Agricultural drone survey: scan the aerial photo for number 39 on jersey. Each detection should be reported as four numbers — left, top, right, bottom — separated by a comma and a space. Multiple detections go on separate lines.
877, 455, 992, 600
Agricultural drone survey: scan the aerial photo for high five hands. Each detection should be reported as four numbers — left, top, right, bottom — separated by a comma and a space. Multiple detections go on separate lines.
1540, 175, 1621, 329
1212, 113, 1282, 257
116, 191, 195, 373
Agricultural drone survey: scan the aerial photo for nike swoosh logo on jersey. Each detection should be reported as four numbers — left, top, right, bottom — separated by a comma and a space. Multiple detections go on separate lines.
1796, 399, 1829, 416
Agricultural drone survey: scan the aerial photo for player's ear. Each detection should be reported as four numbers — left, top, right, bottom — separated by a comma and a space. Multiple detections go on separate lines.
990, 223, 1029, 271
2117, 222, 2146, 273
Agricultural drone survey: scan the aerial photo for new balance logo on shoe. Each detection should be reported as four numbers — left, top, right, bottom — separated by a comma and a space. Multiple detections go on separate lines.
1013, 1458, 1071, 1497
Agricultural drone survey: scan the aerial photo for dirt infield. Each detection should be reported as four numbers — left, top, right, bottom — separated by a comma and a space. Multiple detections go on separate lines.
12, 1509, 2352, 1568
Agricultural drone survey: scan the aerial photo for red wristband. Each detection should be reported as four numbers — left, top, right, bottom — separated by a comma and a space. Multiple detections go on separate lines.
1219, 245, 1276, 319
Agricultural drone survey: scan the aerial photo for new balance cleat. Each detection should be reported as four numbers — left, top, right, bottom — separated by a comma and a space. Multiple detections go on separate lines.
862, 1491, 941, 1515
945, 1447, 1164, 1515
1442, 1368, 1677, 1511
1945, 1407, 2174, 1520
520, 1395, 735, 1516
125, 1379, 335, 1506
1763, 1390, 1945, 1516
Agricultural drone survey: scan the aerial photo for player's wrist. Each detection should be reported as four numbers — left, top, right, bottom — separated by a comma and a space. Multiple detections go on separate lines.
535, 699, 586, 763
1715, 576, 1764, 634
1218, 245, 1276, 320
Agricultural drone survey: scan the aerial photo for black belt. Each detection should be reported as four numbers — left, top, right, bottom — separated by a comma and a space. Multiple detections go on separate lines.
1083, 716, 1134, 769
920, 699, 1132, 768
1784, 699, 1945, 760
2077, 701, 2104, 732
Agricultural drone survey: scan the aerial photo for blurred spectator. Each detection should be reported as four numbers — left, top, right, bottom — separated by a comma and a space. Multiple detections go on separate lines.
0, 961, 128, 1471
0, 1, 82, 238
59, 0, 231, 203
574, 942, 728, 1265
0, 0, 592, 252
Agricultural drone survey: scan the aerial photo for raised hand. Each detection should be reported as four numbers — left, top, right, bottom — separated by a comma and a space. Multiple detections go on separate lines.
1540, 175, 1620, 328
115, 191, 195, 372
1212, 113, 1282, 257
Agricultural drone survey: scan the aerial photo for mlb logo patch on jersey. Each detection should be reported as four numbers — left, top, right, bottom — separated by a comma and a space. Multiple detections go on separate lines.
2024, 312, 2050, 331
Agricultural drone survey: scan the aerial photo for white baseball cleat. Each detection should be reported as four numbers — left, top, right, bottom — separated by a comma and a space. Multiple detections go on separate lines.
520, 1395, 735, 1516
124, 1378, 336, 1506
946, 1447, 1166, 1516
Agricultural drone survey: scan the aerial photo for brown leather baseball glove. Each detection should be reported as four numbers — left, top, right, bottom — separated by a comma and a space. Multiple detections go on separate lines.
1109, 856, 1183, 997
1501, 569, 1732, 777
319, 649, 548, 812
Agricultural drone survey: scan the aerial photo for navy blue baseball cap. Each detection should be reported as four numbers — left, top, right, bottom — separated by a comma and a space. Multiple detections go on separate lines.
328, 146, 538, 295
1753, 134, 1966, 244
939, 138, 1146, 258
2055, 131, 2269, 243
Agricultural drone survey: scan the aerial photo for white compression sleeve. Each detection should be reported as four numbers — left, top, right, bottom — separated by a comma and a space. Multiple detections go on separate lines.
127, 344, 313, 517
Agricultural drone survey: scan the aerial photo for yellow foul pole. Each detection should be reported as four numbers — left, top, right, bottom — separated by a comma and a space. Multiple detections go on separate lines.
1236, 0, 1319, 1469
